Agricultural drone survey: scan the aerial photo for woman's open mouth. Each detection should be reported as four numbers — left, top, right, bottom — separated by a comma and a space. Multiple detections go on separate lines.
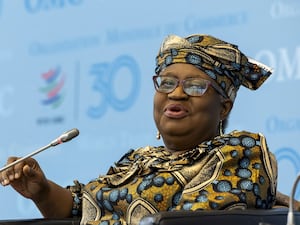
164, 104, 189, 119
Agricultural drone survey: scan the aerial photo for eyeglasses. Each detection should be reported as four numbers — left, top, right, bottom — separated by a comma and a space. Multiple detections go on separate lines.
152, 75, 227, 98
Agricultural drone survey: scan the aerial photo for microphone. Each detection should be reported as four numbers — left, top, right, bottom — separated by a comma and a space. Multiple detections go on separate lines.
287, 173, 300, 225
0, 128, 80, 173
50, 128, 80, 146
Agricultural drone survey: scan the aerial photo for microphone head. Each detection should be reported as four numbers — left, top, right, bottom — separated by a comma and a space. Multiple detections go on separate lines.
61, 128, 80, 142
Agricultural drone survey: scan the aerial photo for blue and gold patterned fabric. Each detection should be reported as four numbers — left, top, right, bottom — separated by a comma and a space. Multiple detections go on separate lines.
72, 130, 277, 225
155, 34, 273, 101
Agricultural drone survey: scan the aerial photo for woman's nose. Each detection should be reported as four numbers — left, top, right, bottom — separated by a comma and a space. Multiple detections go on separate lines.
168, 84, 188, 99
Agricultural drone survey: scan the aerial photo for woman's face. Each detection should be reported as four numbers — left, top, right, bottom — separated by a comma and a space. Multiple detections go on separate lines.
153, 63, 232, 152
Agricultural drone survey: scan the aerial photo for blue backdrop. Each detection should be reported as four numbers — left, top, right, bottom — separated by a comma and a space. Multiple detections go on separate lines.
0, 0, 299, 219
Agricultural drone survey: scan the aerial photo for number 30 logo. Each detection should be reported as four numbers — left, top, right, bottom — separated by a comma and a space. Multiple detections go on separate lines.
88, 55, 141, 118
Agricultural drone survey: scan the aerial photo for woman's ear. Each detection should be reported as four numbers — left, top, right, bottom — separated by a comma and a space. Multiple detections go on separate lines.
220, 98, 233, 120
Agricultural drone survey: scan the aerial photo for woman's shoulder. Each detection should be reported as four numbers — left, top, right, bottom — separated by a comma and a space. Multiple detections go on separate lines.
227, 130, 267, 140
219, 130, 269, 150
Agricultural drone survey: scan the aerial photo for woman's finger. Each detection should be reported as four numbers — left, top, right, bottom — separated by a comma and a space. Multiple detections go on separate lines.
1, 157, 25, 185
0, 169, 9, 186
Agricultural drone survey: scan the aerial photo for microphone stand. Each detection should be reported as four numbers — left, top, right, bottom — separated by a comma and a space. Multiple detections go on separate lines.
0, 128, 79, 173
0, 144, 51, 173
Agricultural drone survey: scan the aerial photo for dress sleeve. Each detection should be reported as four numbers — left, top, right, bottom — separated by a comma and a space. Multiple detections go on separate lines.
64, 149, 137, 217
66, 180, 85, 217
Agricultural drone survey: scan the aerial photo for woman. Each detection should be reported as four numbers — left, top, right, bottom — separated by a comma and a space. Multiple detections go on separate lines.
1, 34, 277, 225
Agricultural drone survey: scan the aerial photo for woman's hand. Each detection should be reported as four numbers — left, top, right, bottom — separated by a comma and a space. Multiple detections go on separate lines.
0, 156, 73, 218
0, 157, 50, 202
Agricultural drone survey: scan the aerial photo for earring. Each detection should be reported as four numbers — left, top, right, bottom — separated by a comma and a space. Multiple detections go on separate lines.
156, 131, 161, 140
219, 120, 224, 136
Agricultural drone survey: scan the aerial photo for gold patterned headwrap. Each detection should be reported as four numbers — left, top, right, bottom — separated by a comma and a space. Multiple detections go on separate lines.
155, 34, 273, 101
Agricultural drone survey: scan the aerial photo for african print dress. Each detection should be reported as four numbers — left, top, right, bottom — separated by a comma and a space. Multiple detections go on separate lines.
69, 130, 277, 225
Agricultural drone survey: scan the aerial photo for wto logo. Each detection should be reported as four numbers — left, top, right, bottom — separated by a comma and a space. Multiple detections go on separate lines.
39, 66, 65, 109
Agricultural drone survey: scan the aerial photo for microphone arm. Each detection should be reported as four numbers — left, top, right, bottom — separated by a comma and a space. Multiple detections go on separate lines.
287, 173, 300, 225
0, 128, 79, 173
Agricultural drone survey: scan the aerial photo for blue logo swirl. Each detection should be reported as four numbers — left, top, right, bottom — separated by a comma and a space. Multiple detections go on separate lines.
274, 147, 300, 198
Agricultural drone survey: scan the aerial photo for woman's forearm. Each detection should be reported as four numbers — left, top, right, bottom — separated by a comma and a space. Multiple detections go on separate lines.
33, 180, 73, 218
